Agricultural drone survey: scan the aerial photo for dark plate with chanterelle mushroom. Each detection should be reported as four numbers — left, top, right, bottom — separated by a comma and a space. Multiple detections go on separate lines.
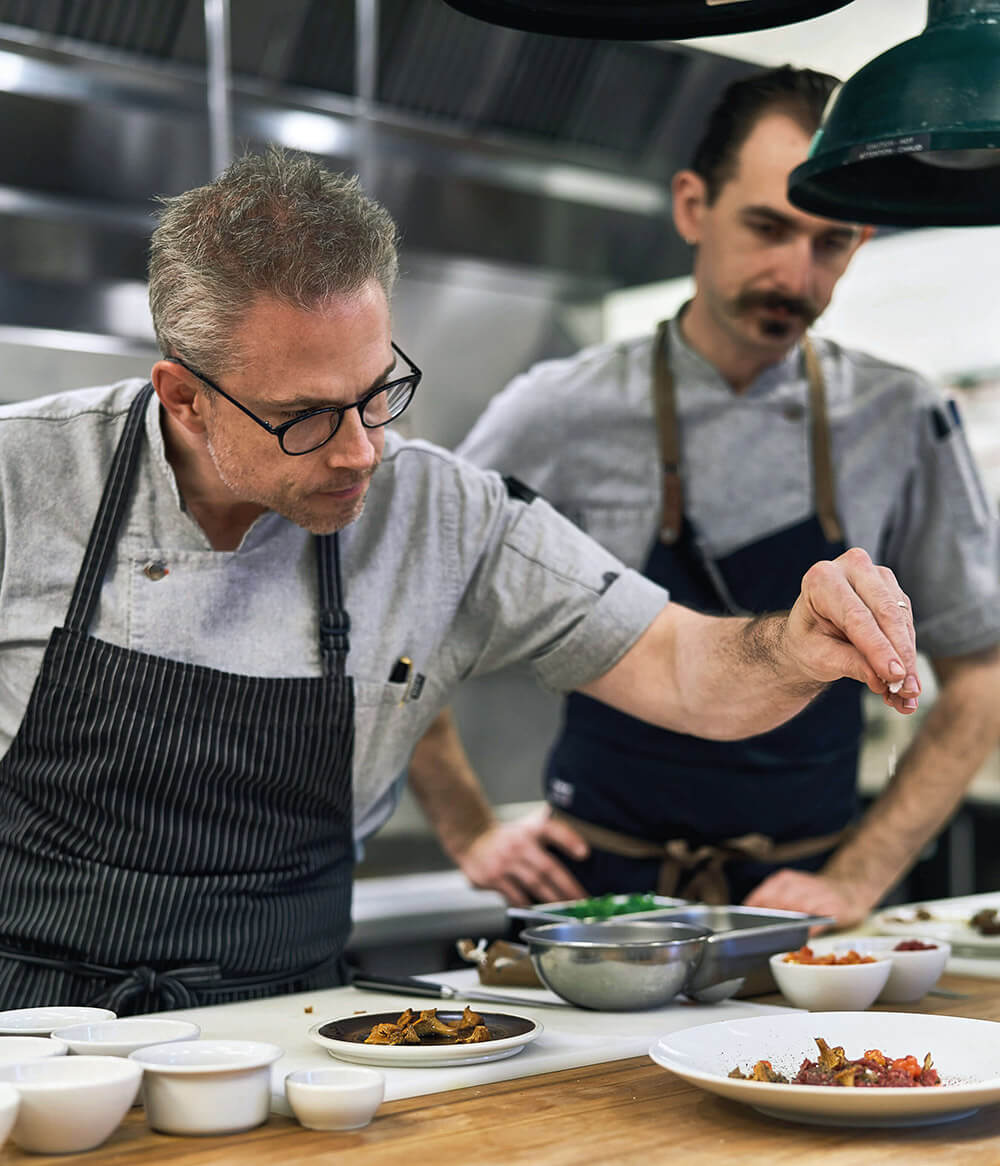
308, 1007, 542, 1067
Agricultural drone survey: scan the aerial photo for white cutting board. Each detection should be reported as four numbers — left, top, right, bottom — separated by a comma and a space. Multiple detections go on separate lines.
153, 968, 793, 1114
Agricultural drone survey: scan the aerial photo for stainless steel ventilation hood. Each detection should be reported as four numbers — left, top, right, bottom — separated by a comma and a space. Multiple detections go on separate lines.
0, 0, 751, 350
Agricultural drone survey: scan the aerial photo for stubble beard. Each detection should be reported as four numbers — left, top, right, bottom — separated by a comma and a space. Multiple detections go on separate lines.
296, 487, 371, 535
205, 431, 378, 535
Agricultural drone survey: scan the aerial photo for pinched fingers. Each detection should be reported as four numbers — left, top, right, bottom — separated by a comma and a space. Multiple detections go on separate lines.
798, 549, 920, 711
873, 566, 918, 706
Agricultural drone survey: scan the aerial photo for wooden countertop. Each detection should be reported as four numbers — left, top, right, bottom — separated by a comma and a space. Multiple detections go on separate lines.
5, 973, 1000, 1166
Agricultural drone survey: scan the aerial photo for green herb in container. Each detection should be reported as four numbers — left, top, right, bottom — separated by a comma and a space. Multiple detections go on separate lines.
555, 893, 660, 920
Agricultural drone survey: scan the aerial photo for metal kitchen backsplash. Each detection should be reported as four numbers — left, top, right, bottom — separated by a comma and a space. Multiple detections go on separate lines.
0, 0, 754, 311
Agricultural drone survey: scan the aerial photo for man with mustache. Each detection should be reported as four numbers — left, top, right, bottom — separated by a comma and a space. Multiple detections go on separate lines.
410, 66, 1000, 923
0, 147, 920, 1010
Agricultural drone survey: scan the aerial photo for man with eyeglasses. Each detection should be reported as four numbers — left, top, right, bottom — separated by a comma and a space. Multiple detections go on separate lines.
0, 148, 918, 1013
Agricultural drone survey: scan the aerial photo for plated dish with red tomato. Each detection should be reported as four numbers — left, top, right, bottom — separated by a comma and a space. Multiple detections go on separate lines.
649, 1012, 1000, 1127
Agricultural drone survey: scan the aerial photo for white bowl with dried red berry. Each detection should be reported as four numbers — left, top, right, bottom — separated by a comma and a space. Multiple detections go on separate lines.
822, 936, 951, 1003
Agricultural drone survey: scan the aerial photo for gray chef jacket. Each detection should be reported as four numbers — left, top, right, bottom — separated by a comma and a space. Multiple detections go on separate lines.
0, 380, 669, 842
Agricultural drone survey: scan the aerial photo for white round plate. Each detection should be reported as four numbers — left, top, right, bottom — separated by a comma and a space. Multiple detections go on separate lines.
308, 1010, 541, 1067
872, 900, 1000, 957
0, 1007, 116, 1036
649, 1011, 1000, 1127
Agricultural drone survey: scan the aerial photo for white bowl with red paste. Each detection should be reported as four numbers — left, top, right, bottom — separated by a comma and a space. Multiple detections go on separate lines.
769, 947, 892, 1011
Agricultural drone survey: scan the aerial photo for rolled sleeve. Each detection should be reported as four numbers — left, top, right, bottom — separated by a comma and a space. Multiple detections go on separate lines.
917, 591, 1000, 661
457, 484, 669, 693
532, 567, 668, 692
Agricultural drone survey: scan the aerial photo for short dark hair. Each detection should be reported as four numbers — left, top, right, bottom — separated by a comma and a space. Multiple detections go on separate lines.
690, 65, 839, 204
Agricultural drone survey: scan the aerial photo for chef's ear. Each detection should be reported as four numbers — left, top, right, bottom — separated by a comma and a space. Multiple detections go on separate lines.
152, 358, 210, 435
671, 169, 707, 246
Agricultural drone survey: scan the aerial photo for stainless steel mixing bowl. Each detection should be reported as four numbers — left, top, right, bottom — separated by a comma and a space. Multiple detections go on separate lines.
519, 921, 711, 1011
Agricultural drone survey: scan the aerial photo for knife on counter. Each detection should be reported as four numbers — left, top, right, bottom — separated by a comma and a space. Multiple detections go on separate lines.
350, 972, 571, 1009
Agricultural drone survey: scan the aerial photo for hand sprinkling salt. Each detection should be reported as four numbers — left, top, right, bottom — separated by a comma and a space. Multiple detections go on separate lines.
887, 679, 904, 694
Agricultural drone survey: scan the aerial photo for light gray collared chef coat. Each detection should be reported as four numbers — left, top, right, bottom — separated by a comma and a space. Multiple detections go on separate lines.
0, 380, 668, 841
458, 318, 1000, 662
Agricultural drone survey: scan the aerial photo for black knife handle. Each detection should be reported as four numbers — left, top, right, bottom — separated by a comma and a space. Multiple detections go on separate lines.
351, 973, 451, 998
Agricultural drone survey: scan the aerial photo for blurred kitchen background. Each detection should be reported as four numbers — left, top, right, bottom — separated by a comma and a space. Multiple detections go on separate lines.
1, 1, 999, 963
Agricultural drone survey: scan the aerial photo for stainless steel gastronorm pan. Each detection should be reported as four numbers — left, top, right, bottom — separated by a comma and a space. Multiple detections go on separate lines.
511, 899, 832, 1002
650, 904, 834, 1000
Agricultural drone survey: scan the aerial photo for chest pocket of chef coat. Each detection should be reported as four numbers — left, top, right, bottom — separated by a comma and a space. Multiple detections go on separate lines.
353, 678, 426, 704
351, 676, 441, 819
352, 677, 439, 747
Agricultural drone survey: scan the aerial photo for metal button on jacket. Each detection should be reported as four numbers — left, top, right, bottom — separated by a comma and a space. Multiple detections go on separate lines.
142, 560, 169, 581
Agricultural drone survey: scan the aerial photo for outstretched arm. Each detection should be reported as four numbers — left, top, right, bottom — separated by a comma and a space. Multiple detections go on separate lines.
409, 548, 918, 908
582, 548, 920, 739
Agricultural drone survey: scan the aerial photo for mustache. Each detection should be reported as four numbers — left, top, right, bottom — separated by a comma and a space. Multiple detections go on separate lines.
734, 290, 819, 324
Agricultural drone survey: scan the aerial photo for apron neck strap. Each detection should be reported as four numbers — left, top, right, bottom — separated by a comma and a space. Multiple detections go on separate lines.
316, 533, 350, 678
65, 382, 353, 677
652, 322, 844, 545
65, 383, 154, 632
652, 320, 684, 544
802, 334, 844, 544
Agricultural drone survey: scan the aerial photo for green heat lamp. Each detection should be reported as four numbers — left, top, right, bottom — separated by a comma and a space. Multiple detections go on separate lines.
788, 0, 1000, 226
439, 1, 855, 39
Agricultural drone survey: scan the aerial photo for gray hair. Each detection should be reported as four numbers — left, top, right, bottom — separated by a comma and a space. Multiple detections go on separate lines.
148, 149, 400, 375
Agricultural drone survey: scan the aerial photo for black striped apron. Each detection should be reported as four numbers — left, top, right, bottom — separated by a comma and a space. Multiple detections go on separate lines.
0, 383, 355, 1015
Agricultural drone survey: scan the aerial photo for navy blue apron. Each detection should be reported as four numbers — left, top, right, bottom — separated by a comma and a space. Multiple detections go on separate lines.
546, 323, 863, 903
0, 383, 356, 1014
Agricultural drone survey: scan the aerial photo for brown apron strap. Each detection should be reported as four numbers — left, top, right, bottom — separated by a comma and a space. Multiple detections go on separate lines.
651, 323, 844, 548
652, 319, 684, 544
802, 334, 844, 544
552, 810, 669, 863
551, 808, 848, 905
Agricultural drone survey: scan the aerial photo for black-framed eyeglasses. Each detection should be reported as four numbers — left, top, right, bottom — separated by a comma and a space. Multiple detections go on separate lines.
165, 341, 421, 456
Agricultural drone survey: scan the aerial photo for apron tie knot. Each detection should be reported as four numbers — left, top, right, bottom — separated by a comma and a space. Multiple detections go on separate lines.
662, 834, 777, 904
548, 810, 850, 904
90, 961, 224, 1013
